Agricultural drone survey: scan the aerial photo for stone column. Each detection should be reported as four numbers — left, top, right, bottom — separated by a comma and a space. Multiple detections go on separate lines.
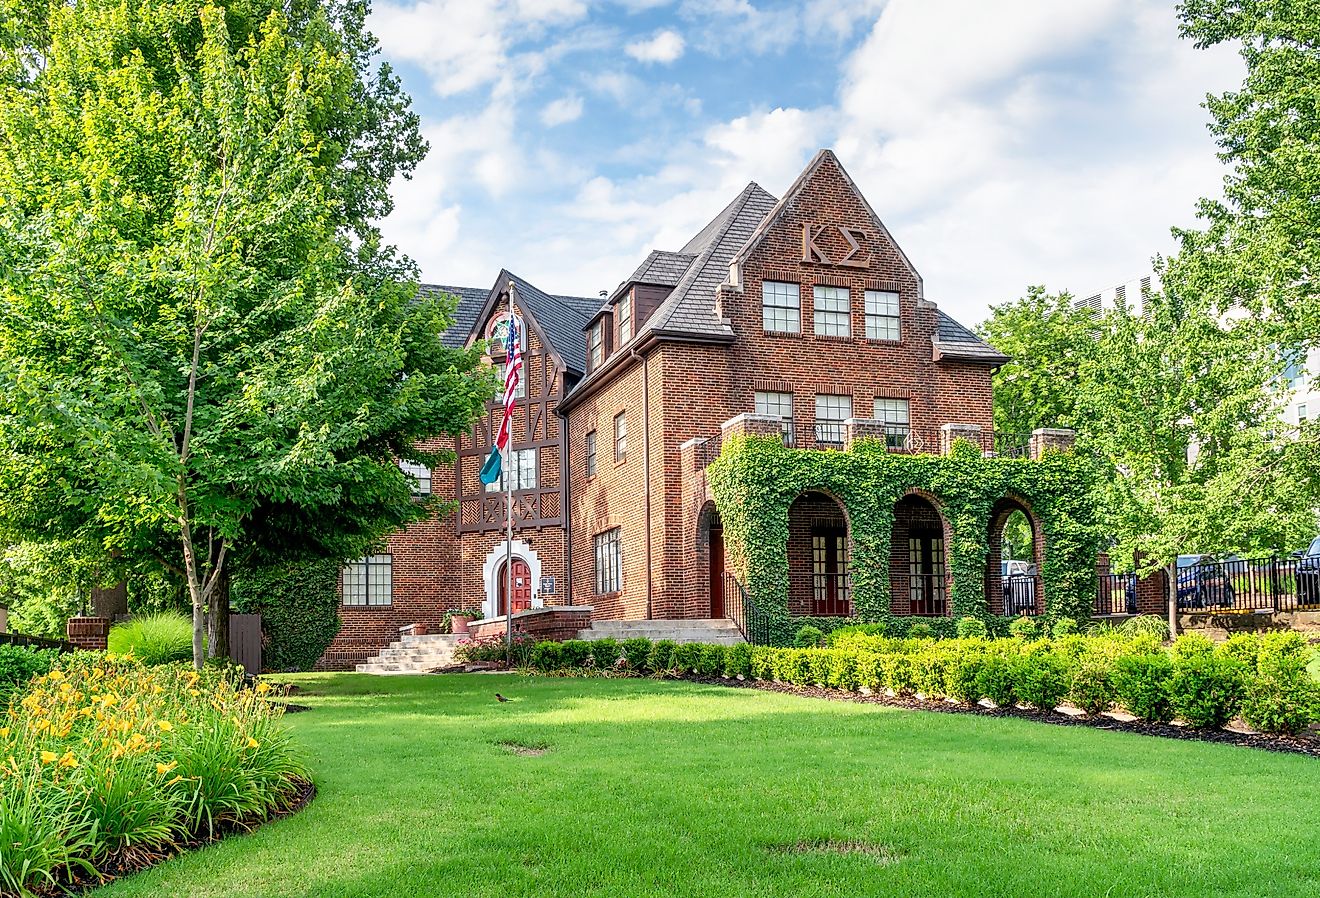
940, 423, 984, 455
843, 417, 890, 450
67, 617, 110, 651
1030, 428, 1077, 459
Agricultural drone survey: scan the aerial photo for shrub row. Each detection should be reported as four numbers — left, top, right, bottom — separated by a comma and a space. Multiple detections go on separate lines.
523, 631, 1320, 735
0, 643, 59, 703
1, 655, 308, 895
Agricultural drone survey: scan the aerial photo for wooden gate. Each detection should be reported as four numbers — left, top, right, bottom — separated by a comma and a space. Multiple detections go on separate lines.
228, 614, 262, 675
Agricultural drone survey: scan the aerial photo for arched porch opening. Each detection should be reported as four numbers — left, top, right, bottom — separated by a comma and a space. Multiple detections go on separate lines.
889, 493, 950, 616
787, 491, 851, 617
696, 501, 726, 619
986, 497, 1044, 616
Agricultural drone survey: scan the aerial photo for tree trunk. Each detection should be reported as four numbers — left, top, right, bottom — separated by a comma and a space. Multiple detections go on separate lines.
206, 564, 231, 663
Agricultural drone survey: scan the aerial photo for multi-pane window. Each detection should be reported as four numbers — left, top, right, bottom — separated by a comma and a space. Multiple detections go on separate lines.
873, 397, 910, 450
495, 360, 526, 400
814, 394, 852, 447
617, 296, 632, 345
588, 323, 604, 369
1300, 404, 1310, 423
399, 460, 431, 496
755, 391, 795, 445
865, 290, 901, 341
614, 411, 627, 462
342, 555, 392, 606
595, 528, 622, 595
813, 285, 851, 338
585, 430, 597, 477
485, 448, 537, 492
762, 281, 801, 333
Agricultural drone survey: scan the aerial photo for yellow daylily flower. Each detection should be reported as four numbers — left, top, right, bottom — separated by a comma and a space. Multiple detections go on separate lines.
47, 670, 64, 682
156, 720, 173, 732
255, 682, 271, 694
156, 761, 178, 775
40, 750, 57, 764
246, 736, 260, 750
0, 727, 8, 739
58, 752, 78, 769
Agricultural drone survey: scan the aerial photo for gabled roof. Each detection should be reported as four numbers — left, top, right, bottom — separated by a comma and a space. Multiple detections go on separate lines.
729, 149, 923, 292
934, 310, 1010, 365
640, 182, 779, 339
420, 284, 489, 349
627, 250, 697, 289
463, 269, 601, 376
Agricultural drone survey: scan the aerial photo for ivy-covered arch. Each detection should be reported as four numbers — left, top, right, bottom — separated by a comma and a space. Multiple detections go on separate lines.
708, 435, 1102, 644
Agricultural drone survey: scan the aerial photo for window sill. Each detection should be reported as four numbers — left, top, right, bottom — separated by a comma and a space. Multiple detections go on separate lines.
810, 332, 855, 342
863, 337, 903, 346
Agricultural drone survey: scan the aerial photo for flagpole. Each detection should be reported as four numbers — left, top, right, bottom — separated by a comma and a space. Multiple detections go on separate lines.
504, 282, 516, 669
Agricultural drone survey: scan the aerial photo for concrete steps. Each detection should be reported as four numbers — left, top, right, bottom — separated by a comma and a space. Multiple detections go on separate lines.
356, 634, 461, 674
577, 619, 745, 645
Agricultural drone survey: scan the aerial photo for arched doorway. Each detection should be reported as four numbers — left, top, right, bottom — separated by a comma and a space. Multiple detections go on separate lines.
889, 494, 949, 616
498, 558, 533, 616
986, 498, 1043, 615
709, 512, 725, 618
788, 491, 851, 617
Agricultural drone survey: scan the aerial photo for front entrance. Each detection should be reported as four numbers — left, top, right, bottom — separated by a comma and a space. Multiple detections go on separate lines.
908, 530, 947, 616
709, 515, 725, 618
498, 558, 532, 616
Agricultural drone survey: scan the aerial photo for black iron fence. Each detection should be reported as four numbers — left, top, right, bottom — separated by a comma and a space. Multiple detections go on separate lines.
723, 571, 771, 645
0, 631, 75, 652
1003, 575, 1042, 616
1092, 556, 1320, 616
1095, 573, 1137, 616
988, 432, 1032, 458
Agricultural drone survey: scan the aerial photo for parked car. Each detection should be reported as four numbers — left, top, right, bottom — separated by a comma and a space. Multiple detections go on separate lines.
1175, 554, 1236, 609
1298, 537, 1320, 606
1001, 560, 1037, 615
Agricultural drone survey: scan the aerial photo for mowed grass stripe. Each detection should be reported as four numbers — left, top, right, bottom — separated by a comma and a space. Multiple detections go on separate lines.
93, 673, 1320, 898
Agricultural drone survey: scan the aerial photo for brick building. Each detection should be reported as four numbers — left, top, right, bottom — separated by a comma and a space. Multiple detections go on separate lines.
323, 149, 1054, 668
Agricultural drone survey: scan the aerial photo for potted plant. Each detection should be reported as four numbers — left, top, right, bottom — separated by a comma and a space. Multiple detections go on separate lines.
445, 608, 483, 635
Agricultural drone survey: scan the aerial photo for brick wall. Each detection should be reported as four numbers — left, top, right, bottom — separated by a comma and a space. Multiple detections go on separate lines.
467, 606, 593, 642
67, 617, 110, 651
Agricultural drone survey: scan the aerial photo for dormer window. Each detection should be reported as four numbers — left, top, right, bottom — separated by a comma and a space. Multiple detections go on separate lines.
588, 322, 604, 369
617, 295, 632, 345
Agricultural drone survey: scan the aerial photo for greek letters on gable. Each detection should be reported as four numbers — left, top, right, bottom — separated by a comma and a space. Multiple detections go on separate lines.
800, 224, 873, 268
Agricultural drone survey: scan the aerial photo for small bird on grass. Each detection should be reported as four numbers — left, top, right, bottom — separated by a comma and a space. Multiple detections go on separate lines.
495, 693, 510, 703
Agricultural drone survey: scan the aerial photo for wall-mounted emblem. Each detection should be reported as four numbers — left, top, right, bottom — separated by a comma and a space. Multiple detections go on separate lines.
801, 224, 872, 268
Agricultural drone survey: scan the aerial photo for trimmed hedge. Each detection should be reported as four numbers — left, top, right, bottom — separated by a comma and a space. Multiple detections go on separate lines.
0, 644, 59, 704
521, 631, 1320, 734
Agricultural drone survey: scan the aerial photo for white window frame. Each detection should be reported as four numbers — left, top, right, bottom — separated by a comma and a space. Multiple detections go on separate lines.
873, 398, 911, 451
617, 296, 632, 345
485, 448, 537, 493
865, 289, 901, 341
755, 391, 795, 445
595, 528, 622, 595
585, 429, 597, 477
588, 322, 604, 369
815, 394, 852, 447
342, 555, 392, 606
399, 460, 431, 497
615, 411, 627, 462
762, 281, 801, 334
813, 285, 851, 338
495, 360, 526, 400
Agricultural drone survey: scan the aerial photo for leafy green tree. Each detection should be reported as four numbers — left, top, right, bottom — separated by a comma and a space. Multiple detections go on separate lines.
1171, 0, 1320, 346
0, 1, 489, 667
977, 286, 1099, 436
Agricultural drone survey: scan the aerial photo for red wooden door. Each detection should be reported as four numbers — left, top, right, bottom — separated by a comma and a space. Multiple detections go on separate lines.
812, 528, 850, 616
499, 559, 532, 615
710, 519, 725, 618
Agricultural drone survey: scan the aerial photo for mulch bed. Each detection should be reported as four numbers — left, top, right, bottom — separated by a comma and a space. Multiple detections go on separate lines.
693, 676, 1320, 759
44, 777, 317, 897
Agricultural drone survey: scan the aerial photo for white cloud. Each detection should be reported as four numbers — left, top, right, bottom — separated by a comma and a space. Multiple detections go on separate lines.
375, 0, 1246, 329
540, 94, 585, 126
625, 29, 686, 64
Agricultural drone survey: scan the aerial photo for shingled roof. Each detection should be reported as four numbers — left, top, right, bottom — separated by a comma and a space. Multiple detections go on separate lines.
420, 284, 489, 349
933, 309, 1010, 365
507, 271, 603, 375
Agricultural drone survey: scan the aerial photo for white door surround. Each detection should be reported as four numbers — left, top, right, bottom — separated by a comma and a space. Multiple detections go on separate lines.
481, 540, 543, 619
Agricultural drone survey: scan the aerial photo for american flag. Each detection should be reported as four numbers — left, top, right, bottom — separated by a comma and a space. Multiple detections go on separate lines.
493, 312, 522, 455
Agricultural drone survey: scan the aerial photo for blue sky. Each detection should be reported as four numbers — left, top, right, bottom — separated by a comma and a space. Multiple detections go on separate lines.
369, 0, 1243, 325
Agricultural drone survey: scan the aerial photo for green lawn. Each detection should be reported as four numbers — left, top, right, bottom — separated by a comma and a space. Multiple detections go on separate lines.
95, 673, 1320, 898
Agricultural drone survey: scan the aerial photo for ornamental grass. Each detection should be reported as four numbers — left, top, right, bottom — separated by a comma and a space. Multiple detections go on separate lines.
0, 654, 309, 897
